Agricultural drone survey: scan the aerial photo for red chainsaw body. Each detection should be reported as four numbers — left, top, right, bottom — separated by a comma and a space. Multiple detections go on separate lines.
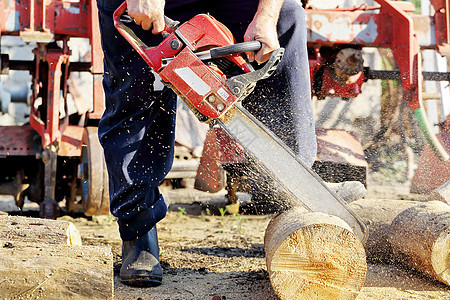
131, 14, 252, 119
159, 47, 239, 119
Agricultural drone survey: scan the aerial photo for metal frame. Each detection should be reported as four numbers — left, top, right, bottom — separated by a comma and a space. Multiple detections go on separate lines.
1, 0, 104, 216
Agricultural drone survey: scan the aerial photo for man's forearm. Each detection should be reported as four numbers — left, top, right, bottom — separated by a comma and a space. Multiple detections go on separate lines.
243, 0, 284, 63
254, 0, 284, 25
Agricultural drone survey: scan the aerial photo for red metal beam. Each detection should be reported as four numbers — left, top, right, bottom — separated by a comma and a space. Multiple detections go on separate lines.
431, 0, 450, 54
2, 0, 90, 38
306, 10, 435, 49
29, 47, 70, 148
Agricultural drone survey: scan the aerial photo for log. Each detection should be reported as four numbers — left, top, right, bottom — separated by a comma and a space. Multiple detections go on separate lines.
388, 201, 450, 285
0, 215, 82, 246
428, 180, 450, 204
348, 199, 421, 261
264, 207, 367, 300
0, 240, 113, 299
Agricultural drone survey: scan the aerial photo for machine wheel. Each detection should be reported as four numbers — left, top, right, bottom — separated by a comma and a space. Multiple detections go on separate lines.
78, 127, 110, 216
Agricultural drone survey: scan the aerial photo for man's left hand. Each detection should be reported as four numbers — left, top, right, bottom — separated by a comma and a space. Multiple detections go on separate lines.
244, 12, 280, 64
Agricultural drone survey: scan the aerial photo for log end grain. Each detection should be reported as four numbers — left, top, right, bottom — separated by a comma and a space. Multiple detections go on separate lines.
430, 227, 450, 284
264, 207, 367, 300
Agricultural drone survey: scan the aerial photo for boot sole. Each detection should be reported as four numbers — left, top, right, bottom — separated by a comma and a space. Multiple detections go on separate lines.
120, 276, 162, 287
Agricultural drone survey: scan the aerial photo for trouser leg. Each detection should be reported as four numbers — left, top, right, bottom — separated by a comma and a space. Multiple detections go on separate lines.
97, 0, 243, 241
97, 0, 315, 240
97, 0, 177, 241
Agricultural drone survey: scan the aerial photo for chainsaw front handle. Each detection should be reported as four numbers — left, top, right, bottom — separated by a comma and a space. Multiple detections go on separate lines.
210, 41, 261, 59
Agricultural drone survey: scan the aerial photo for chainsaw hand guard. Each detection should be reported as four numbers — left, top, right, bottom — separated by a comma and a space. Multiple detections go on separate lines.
226, 48, 284, 99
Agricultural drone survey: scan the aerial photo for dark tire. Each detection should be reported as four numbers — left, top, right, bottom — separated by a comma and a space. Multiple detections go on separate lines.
79, 127, 110, 216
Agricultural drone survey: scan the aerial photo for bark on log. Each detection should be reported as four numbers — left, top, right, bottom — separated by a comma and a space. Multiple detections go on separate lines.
348, 199, 421, 261
388, 201, 450, 285
264, 207, 367, 300
0, 240, 113, 299
0, 215, 82, 246
428, 180, 450, 204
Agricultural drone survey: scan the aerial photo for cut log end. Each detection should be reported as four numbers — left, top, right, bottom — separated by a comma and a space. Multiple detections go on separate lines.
431, 227, 450, 284
265, 208, 367, 300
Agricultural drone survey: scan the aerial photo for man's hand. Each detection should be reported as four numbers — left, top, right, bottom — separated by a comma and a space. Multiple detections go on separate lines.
126, 0, 165, 34
244, 0, 283, 64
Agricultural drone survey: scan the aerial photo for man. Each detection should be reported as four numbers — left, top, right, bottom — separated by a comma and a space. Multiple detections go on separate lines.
97, 0, 319, 287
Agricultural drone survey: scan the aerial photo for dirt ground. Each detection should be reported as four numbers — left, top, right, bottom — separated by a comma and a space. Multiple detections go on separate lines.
1, 179, 449, 300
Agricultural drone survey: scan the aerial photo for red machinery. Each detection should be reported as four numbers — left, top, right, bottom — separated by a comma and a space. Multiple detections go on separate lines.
306, 0, 449, 163
1, 0, 449, 216
0, 0, 108, 217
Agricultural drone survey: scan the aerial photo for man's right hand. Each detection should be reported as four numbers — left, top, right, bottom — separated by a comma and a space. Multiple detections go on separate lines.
126, 0, 165, 34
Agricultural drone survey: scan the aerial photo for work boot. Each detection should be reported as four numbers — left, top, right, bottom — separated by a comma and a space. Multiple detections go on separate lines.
326, 181, 367, 203
120, 226, 163, 287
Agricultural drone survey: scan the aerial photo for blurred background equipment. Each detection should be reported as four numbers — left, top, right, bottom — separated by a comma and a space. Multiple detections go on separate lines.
0, 0, 449, 216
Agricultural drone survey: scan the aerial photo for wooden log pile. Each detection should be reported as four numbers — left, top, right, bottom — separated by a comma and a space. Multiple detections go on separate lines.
0, 215, 113, 299
263, 182, 450, 299
389, 201, 450, 285
349, 198, 450, 285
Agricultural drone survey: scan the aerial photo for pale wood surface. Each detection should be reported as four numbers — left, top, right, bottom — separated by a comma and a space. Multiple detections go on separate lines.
349, 199, 421, 261
428, 180, 450, 204
264, 207, 367, 300
0, 240, 113, 299
0, 215, 113, 299
0, 215, 82, 246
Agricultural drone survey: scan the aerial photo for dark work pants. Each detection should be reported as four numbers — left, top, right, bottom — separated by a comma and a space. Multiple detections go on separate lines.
97, 0, 316, 241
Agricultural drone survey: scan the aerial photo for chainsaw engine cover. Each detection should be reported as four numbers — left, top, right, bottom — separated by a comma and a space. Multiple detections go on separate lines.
159, 47, 238, 120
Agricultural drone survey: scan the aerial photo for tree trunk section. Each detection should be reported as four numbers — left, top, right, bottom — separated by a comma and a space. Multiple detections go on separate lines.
0, 240, 113, 299
348, 199, 421, 261
0, 215, 113, 298
0, 215, 82, 246
388, 201, 450, 285
264, 207, 367, 300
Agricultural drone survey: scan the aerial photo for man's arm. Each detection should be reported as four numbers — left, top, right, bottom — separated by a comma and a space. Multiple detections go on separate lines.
244, 0, 284, 64
126, 0, 165, 34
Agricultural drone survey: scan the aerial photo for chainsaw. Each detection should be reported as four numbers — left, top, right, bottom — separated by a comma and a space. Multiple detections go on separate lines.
113, 3, 368, 242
